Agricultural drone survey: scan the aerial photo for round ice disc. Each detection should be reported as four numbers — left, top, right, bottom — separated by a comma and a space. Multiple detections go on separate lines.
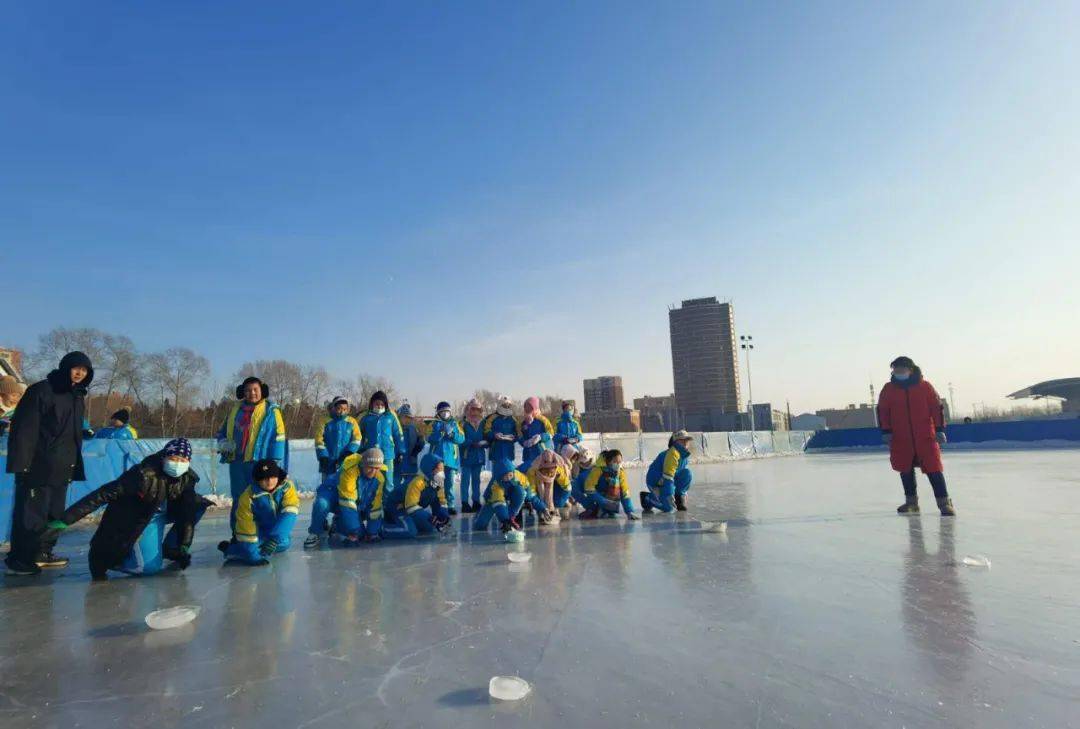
145, 605, 201, 630
489, 675, 531, 701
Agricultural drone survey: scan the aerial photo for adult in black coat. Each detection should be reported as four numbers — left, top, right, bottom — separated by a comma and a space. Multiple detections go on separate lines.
42, 439, 211, 580
4, 351, 93, 575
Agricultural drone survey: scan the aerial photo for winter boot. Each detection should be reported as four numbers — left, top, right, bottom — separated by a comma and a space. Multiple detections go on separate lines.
579, 505, 599, 520
936, 497, 956, 516
472, 501, 482, 513
35, 552, 69, 569
896, 498, 920, 514
303, 533, 321, 549
217, 540, 231, 555
674, 493, 687, 512
639, 492, 654, 514
4, 556, 42, 576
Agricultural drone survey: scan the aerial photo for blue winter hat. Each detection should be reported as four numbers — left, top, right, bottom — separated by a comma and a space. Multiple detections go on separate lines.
420, 453, 443, 479
492, 458, 517, 481
397, 403, 413, 417
436, 401, 451, 412
162, 438, 192, 460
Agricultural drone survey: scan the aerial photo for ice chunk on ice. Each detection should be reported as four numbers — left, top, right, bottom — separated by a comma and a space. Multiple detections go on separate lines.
489, 676, 531, 701
505, 530, 525, 543
961, 555, 991, 569
507, 552, 531, 563
145, 606, 201, 630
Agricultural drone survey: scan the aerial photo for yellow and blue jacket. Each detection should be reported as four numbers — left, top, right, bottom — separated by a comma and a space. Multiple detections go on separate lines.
400, 454, 449, 519
486, 458, 532, 506
218, 399, 287, 465
426, 417, 465, 469
337, 454, 386, 535
316, 414, 362, 463
234, 478, 300, 545
584, 455, 631, 500
525, 458, 573, 494
518, 415, 554, 463
554, 412, 583, 448
359, 409, 405, 460
483, 413, 519, 463
646, 443, 691, 489
94, 424, 138, 440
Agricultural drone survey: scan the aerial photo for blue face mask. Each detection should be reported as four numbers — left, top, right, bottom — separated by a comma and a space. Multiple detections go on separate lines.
163, 460, 189, 478
893, 371, 910, 381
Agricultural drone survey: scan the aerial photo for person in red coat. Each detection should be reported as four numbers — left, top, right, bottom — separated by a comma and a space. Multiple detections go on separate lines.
877, 356, 955, 516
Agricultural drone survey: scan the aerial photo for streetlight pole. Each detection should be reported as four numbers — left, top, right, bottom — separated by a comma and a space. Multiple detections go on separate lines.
740, 335, 754, 432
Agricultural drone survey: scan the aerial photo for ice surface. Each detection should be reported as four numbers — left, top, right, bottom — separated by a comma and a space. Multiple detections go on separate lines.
144, 605, 201, 630
1, 450, 1078, 728
488, 675, 531, 701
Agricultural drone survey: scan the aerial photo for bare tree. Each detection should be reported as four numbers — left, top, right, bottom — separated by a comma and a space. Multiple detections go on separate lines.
356, 374, 398, 409
146, 348, 211, 435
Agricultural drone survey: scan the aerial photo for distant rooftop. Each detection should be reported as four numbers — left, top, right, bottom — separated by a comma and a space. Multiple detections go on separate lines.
1007, 377, 1080, 400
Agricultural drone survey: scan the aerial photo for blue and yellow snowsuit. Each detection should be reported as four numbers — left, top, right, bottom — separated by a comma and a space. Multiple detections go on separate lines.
315, 413, 361, 474
643, 443, 692, 512
383, 454, 449, 538
216, 399, 289, 530
583, 457, 635, 517
307, 471, 340, 537
396, 413, 426, 491
523, 456, 574, 509
474, 458, 534, 530
427, 418, 464, 509
94, 424, 139, 440
225, 479, 300, 565
517, 415, 554, 465
483, 413, 519, 464
553, 412, 583, 450
359, 409, 405, 486
336, 454, 386, 540
460, 419, 488, 506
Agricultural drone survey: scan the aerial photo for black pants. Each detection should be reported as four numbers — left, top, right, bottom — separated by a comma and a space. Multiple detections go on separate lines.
9, 474, 69, 563
901, 470, 948, 500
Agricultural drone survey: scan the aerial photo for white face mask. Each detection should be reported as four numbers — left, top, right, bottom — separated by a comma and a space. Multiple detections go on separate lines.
163, 460, 190, 478
432, 472, 446, 488
497, 405, 512, 416
373, 406, 386, 415
439, 411, 451, 421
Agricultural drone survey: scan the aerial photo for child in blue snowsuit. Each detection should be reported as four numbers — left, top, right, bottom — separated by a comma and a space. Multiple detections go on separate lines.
315, 397, 362, 475
640, 431, 694, 513
460, 399, 488, 513
358, 390, 404, 487
579, 450, 639, 520
553, 401, 583, 452
221, 459, 300, 565
570, 447, 596, 512
396, 403, 425, 492
517, 396, 554, 465
484, 397, 519, 464
473, 458, 533, 534
426, 401, 465, 514
304, 470, 340, 548
336, 448, 387, 544
383, 454, 451, 538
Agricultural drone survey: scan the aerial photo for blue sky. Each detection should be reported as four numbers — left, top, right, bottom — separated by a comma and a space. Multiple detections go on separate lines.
3, 1, 1078, 415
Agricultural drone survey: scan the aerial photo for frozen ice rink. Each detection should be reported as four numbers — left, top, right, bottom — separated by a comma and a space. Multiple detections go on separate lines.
1, 450, 1078, 728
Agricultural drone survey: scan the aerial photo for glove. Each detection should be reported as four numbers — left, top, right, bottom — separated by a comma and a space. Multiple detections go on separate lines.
496, 433, 514, 442
258, 538, 279, 557
569, 437, 579, 444
477, 440, 489, 448
627, 512, 640, 521
526, 435, 542, 447
218, 439, 235, 456
881, 433, 892, 446
936, 431, 947, 445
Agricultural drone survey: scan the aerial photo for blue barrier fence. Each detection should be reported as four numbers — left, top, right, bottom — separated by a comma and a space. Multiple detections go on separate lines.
805, 417, 1080, 450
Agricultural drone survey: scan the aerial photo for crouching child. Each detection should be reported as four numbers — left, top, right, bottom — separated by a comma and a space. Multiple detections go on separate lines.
220, 459, 300, 565
337, 447, 388, 545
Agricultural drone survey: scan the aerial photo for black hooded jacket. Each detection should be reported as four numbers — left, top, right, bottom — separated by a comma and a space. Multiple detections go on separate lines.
62, 453, 206, 567
6, 351, 94, 483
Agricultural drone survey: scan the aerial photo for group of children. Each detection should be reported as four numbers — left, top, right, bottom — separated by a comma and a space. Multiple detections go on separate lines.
38, 392, 697, 577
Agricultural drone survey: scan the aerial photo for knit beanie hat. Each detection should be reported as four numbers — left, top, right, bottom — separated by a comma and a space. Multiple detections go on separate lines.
111, 408, 130, 424
162, 438, 192, 460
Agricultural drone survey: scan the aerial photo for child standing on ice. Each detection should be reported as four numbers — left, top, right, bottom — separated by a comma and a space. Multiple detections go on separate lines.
484, 396, 519, 465
395, 403, 426, 492
426, 401, 465, 514
315, 397, 361, 475
517, 396, 553, 465
640, 430, 694, 514
553, 400, 583, 454
460, 399, 488, 513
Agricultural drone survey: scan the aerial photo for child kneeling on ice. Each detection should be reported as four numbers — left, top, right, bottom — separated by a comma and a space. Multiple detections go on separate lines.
220, 459, 300, 565
570, 447, 595, 514
580, 449, 639, 520
382, 454, 451, 538
525, 449, 573, 524
41, 438, 210, 580
640, 430, 694, 514
473, 458, 531, 535
337, 447, 387, 544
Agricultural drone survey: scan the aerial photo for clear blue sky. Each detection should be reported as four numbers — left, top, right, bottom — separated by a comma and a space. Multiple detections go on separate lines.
3, 1, 1078, 415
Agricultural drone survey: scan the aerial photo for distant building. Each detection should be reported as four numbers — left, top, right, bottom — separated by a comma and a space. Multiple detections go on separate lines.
669, 297, 741, 431
0, 347, 24, 381
791, 413, 828, 431
583, 376, 625, 412
581, 408, 640, 433
1008, 377, 1080, 413
751, 403, 789, 431
634, 394, 680, 432
816, 404, 877, 430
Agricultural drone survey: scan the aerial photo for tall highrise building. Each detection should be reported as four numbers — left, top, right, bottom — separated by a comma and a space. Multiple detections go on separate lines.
669, 297, 742, 431
583, 375, 625, 412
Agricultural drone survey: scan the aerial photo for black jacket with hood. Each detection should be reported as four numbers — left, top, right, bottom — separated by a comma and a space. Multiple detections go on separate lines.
6, 351, 94, 483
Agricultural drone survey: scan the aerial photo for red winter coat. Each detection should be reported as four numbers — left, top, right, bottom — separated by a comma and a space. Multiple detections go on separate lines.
877, 376, 945, 474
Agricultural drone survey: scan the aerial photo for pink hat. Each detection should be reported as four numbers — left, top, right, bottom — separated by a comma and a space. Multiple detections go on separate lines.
536, 449, 569, 471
